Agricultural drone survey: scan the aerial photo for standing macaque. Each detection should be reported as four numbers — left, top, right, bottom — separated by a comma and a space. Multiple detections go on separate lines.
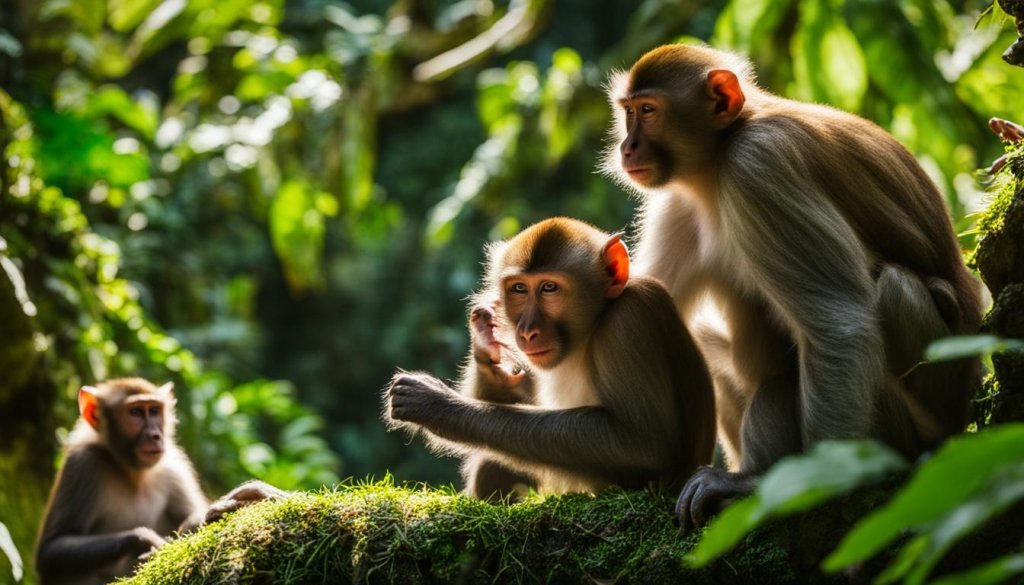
385, 217, 716, 496
35, 378, 285, 584
604, 44, 982, 531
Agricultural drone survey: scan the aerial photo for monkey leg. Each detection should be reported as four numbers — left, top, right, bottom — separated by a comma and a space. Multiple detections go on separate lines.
692, 325, 746, 470
461, 453, 534, 502
676, 368, 801, 533
875, 265, 977, 451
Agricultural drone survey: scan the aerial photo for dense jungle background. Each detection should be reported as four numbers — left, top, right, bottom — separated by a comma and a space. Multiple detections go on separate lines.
2, 0, 1023, 582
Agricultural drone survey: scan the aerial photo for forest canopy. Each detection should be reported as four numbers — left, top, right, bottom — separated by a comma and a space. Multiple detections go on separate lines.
1, 0, 1023, 583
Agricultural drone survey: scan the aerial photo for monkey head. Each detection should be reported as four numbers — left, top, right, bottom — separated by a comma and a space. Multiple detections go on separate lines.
493, 218, 629, 370
603, 44, 750, 192
78, 378, 176, 469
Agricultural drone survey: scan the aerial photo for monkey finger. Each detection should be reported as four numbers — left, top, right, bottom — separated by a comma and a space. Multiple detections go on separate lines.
675, 476, 701, 534
989, 117, 1024, 142
989, 154, 1009, 175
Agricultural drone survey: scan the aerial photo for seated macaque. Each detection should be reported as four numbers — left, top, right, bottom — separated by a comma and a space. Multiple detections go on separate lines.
35, 378, 286, 584
385, 217, 716, 497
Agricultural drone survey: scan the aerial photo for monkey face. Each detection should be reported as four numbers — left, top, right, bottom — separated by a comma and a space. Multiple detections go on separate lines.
501, 272, 588, 370
118, 394, 167, 468
616, 93, 676, 188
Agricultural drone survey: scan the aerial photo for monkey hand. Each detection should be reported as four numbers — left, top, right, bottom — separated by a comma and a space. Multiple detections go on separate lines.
675, 467, 757, 534
205, 480, 289, 524
128, 526, 167, 556
988, 118, 1024, 174
386, 370, 459, 428
470, 304, 527, 389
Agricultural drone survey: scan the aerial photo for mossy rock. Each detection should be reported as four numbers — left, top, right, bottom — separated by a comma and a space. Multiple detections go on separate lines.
121, 483, 861, 584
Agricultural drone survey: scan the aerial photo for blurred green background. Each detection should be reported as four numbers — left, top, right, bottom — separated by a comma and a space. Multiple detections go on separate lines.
0, 0, 1019, 582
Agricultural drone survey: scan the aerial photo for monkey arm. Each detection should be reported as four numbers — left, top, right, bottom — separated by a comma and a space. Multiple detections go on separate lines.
35, 451, 160, 576
388, 372, 663, 475
37, 530, 163, 575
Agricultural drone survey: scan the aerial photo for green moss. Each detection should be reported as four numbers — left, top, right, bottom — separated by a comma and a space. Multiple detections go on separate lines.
119, 480, 834, 584
974, 142, 1024, 238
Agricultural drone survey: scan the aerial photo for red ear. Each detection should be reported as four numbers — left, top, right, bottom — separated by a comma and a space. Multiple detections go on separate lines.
78, 386, 101, 430
707, 69, 745, 128
602, 235, 630, 299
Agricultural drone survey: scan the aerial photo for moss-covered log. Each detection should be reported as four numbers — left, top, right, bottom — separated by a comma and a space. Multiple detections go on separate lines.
119, 480, 1024, 584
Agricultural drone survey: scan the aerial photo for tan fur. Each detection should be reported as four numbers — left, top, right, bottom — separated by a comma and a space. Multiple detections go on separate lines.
35, 379, 208, 585
385, 218, 717, 497
606, 44, 981, 478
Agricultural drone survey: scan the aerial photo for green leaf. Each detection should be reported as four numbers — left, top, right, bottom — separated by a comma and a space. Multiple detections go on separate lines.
269, 180, 328, 294
84, 86, 159, 139
902, 461, 1024, 584
0, 522, 23, 582
929, 554, 1024, 585
712, 0, 794, 51
685, 441, 905, 568
684, 496, 764, 568
925, 335, 1024, 362
823, 424, 1024, 572
108, 0, 162, 32
791, 0, 867, 112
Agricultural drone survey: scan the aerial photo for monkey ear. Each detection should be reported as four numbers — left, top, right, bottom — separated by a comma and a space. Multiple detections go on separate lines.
157, 382, 175, 396
706, 69, 745, 128
78, 386, 101, 430
601, 234, 630, 299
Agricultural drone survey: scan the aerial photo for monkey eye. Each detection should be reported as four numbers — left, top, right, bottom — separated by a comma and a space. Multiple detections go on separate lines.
640, 104, 655, 114
510, 282, 528, 294
129, 406, 144, 417
149, 406, 160, 417
540, 282, 559, 293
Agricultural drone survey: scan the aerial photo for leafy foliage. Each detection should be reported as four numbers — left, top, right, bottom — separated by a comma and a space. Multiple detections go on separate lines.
1, 0, 1021, 582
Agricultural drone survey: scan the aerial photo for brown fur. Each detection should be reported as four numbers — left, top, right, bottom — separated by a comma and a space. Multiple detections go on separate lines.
35, 378, 207, 585
385, 217, 717, 496
604, 44, 980, 523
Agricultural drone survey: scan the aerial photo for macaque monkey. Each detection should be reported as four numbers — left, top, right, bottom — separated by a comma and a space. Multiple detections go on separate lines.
604, 44, 982, 531
35, 378, 285, 584
385, 217, 716, 496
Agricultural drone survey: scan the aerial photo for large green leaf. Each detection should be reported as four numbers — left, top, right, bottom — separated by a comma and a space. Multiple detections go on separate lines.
269, 180, 333, 294
823, 424, 1024, 572
712, 0, 795, 51
685, 441, 906, 568
790, 0, 867, 112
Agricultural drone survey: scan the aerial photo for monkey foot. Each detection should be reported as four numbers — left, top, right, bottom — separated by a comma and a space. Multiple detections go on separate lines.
675, 466, 757, 534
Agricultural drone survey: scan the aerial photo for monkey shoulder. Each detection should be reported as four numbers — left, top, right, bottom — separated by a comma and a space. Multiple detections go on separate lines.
596, 277, 694, 360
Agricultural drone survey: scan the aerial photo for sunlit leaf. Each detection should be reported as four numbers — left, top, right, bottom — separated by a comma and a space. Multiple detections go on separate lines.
269, 180, 328, 294
0, 522, 24, 582
900, 462, 1024, 584
0, 28, 23, 57
683, 497, 763, 568
685, 441, 906, 568
84, 86, 159, 139
108, 0, 162, 32
791, 0, 867, 112
823, 424, 1024, 572
925, 335, 1024, 362
929, 554, 1024, 585
712, 0, 794, 51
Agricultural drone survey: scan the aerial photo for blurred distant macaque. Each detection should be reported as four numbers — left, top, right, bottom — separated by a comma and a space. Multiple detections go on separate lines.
35, 378, 285, 584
